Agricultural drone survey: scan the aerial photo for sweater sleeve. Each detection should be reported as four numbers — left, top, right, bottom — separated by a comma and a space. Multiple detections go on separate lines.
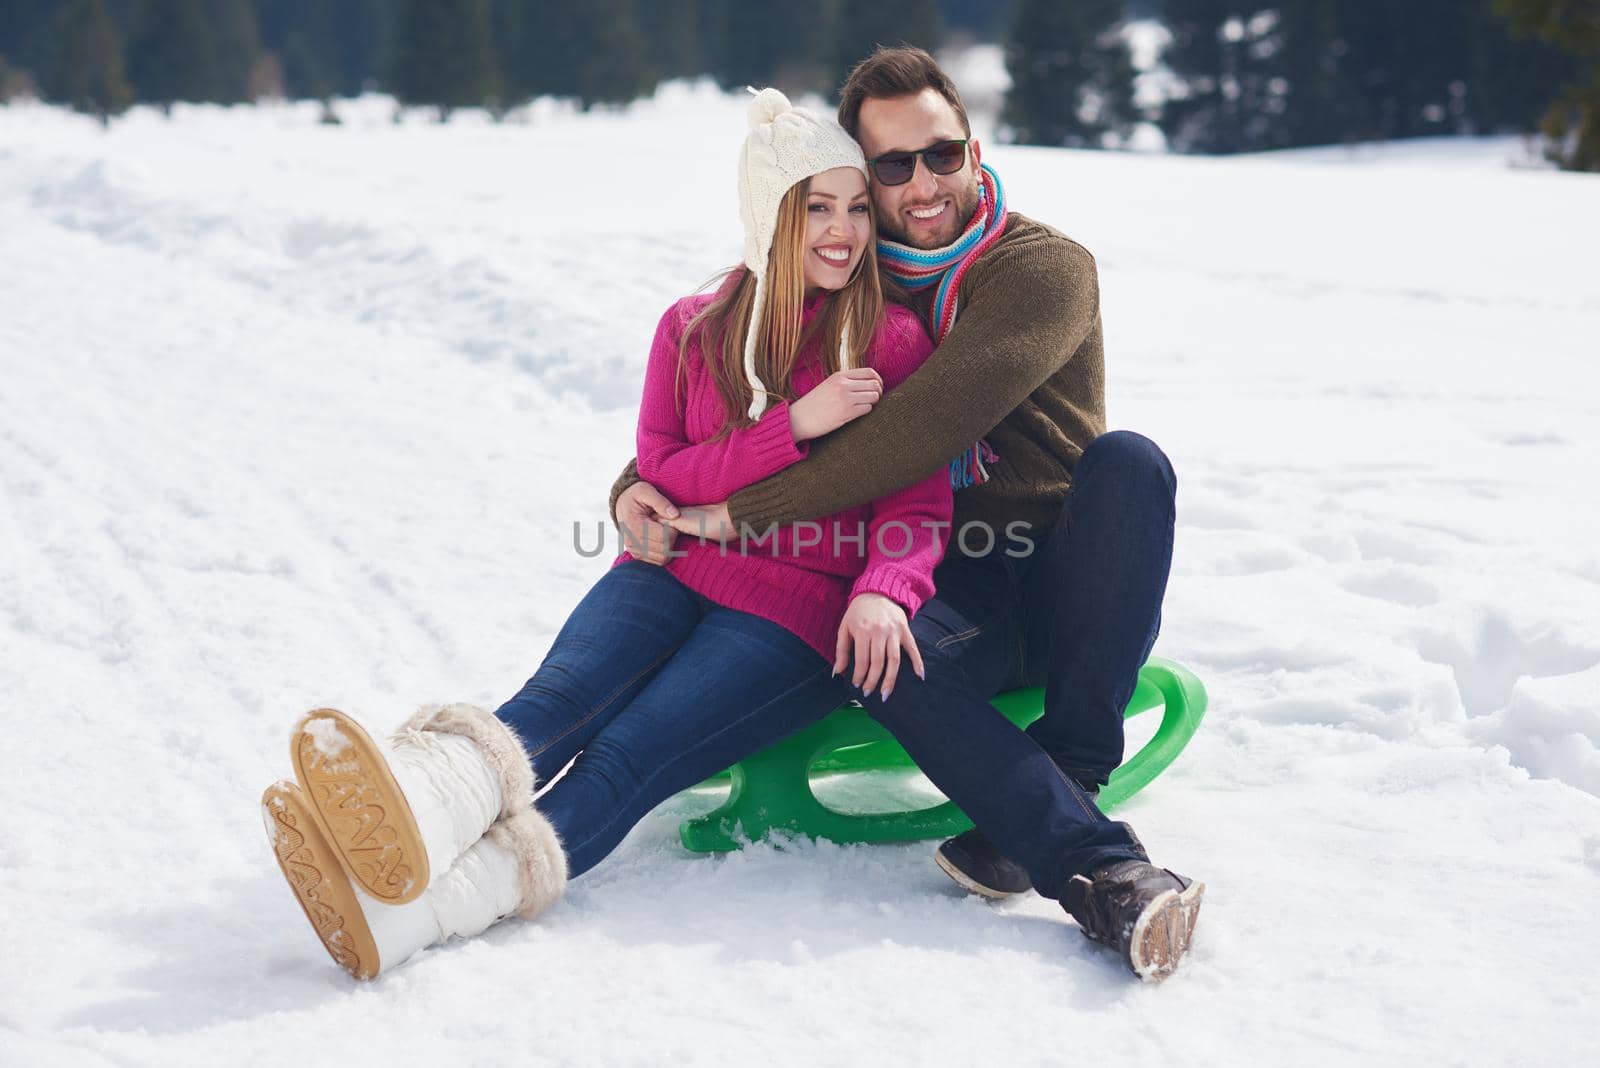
844, 309, 952, 617
634, 301, 810, 506
727, 227, 1100, 528
849, 468, 951, 617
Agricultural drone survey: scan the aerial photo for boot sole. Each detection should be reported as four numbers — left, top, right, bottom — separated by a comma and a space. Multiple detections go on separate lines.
1127, 879, 1205, 983
290, 707, 429, 904
933, 846, 1027, 900
261, 780, 380, 980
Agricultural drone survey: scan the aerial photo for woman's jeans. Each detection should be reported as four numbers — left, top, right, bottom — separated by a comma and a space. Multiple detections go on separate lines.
495, 560, 847, 878
860, 431, 1178, 899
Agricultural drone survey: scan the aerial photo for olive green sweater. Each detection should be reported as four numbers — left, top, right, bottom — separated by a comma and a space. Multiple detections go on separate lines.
609, 212, 1106, 541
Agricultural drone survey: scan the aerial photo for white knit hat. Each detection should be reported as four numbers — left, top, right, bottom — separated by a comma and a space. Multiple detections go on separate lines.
737, 87, 868, 419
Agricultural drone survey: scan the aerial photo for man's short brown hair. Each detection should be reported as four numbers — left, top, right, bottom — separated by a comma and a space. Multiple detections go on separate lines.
837, 45, 971, 142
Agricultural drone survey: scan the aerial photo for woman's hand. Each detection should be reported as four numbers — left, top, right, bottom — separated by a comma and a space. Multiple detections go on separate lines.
834, 592, 925, 701
664, 501, 734, 542
789, 368, 883, 442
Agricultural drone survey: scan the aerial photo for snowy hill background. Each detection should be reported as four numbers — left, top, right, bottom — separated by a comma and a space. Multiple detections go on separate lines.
2, 85, 1598, 1065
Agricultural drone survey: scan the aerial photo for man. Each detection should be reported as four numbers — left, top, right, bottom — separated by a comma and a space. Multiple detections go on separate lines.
610, 46, 1203, 981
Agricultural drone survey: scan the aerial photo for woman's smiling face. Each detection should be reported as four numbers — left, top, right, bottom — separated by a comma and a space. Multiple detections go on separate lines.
802, 167, 871, 294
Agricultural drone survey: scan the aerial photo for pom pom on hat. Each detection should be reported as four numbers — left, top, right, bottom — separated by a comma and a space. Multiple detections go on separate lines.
746, 86, 792, 128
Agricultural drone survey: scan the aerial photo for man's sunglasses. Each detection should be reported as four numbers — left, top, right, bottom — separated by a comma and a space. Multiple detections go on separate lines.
867, 139, 969, 187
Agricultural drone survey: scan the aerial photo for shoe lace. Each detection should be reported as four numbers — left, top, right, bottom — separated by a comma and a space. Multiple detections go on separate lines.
397, 726, 436, 750
1062, 875, 1115, 945
1063, 865, 1161, 948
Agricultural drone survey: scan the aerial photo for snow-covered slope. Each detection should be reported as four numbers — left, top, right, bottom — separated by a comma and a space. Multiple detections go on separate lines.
2, 86, 1597, 1066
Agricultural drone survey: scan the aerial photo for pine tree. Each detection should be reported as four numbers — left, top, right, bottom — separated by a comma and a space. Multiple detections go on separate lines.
1160, 1, 1576, 154
256, 0, 339, 100
1158, 0, 1230, 152
44, 0, 132, 124
1353, 1, 1566, 139
638, 0, 703, 86
938, 0, 1014, 38
710, 0, 833, 93
1464, 0, 1576, 133
326, 0, 388, 97
491, 0, 540, 103
1274, 2, 1350, 147
391, 0, 497, 119
1159, 2, 1314, 153
0, 0, 58, 83
572, 0, 653, 107
1004, 0, 1137, 148
495, 0, 653, 110
831, 1, 945, 89
1495, 0, 1600, 170
281, 29, 336, 100
211, 0, 262, 103
125, 0, 213, 112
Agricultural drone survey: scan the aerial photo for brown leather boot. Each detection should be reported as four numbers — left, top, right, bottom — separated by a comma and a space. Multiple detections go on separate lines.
1060, 859, 1204, 982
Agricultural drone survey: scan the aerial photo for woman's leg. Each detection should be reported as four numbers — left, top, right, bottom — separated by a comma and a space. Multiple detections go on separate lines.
538, 607, 849, 877
495, 560, 705, 783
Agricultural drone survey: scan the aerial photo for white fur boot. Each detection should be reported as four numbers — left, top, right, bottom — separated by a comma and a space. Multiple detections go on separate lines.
263, 781, 567, 980
290, 703, 534, 904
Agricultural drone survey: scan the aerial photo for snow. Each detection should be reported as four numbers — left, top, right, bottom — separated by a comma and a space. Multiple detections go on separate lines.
302, 716, 351, 760
1481, 663, 1600, 797
3, 85, 1599, 1065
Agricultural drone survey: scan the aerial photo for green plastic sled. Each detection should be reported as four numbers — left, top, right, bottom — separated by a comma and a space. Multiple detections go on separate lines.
677, 656, 1208, 852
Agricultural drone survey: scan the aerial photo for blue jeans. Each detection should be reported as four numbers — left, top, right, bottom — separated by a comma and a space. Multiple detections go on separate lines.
495, 560, 847, 878
860, 431, 1177, 899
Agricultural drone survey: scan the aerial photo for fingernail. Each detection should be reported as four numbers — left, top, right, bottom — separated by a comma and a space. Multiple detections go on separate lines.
881, 688, 892, 701
916, 667, 925, 680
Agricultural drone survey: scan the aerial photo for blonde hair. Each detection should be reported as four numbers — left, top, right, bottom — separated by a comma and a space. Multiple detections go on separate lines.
678, 178, 886, 437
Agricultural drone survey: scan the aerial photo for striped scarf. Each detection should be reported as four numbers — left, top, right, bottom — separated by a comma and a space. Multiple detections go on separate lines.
878, 163, 1009, 490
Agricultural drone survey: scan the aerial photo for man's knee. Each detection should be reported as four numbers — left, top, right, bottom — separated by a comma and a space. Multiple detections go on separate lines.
1081, 430, 1176, 496
857, 641, 961, 734
860, 679, 925, 735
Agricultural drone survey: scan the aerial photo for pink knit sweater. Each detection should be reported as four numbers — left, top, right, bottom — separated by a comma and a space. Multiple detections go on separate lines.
615, 291, 952, 662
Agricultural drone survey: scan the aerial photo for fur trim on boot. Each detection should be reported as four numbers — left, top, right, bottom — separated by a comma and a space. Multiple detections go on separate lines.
485, 809, 568, 919
404, 703, 535, 821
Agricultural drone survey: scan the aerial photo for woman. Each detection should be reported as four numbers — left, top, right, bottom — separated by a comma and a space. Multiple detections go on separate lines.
261, 89, 952, 980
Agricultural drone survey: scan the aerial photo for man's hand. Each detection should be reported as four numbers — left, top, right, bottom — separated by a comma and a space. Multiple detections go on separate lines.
834, 592, 925, 701
664, 501, 733, 543
616, 480, 680, 565
789, 368, 883, 442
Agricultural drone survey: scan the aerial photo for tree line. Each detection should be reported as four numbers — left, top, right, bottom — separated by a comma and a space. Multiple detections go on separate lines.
1005, 0, 1597, 170
2, 1, 1596, 170
0, 0, 954, 117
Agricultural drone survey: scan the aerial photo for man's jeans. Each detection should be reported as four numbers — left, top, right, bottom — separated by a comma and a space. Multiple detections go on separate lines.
495, 560, 847, 877
861, 430, 1177, 899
